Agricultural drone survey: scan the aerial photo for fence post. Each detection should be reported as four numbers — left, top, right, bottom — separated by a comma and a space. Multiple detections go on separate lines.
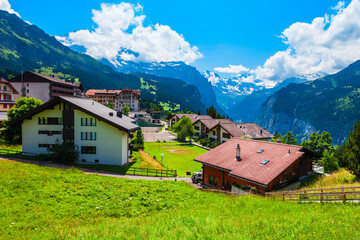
282, 193, 285, 201
147, 168, 149, 176
320, 190, 323, 204
133, 168, 135, 175
342, 187, 346, 204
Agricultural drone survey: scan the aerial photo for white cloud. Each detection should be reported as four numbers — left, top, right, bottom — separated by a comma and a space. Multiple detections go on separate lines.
0, 0, 20, 17
57, 3, 202, 65
332, 1, 345, 10
214, 64, 249, 74
222, 0, 360, 86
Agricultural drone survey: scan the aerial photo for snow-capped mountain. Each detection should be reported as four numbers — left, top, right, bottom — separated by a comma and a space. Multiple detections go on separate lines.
203, 70, 265, 111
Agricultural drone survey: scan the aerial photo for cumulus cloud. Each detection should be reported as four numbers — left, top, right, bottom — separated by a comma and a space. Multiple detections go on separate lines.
219, 0, 360, 86
57, 2, 202, 65
214, 64, 249, 74
0, 0, 20, 17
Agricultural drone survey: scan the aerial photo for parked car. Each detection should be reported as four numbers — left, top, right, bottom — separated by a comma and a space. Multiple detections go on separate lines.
191, 172, 203, 183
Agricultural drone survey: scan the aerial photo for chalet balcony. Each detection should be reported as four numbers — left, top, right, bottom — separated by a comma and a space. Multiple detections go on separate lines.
49, 86, 77, 94
0, 90, 12, 94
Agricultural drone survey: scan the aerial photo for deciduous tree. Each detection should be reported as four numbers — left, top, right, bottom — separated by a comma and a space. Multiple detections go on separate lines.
2, 97, 42, 143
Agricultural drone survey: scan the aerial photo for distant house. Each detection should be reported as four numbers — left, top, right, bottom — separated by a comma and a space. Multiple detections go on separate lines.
129, 111, 161, 125
9, 96, 139, 165
0, 78, 18, 112
194, 138, 314, 192
207, 122, 273, 143
115, 88, 140, 112
9, 71, 84, 103
169, 113, 273, 142
169, 113, 199, 127
85, 89, 121, 107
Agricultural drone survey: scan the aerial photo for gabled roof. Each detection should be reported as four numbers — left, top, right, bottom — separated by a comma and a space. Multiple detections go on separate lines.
0, 78, 19, 94
194, 138, 306, 186
8, 96, 139, 132
235, 123, 274, 139
174, 114, 199, 123
9, 71, 83, 90
121, 87, 140, 96
194, 119, 219, 129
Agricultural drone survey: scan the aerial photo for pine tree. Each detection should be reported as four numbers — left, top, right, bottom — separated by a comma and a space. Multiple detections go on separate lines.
341, 121, 360, 177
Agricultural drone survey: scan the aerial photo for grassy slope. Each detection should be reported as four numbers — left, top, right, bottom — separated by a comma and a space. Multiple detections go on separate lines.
301, 169, 360, 189
144, 142, 206, 177
1, 160, 360, 239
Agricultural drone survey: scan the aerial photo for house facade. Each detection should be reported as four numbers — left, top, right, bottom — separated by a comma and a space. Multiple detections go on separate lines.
194, 138, 314, 192
0, 78, 18, 112
9, 96, 139, 166
115, 88, 140, 112
85, 89, 121, 107
9, 71, 84, 103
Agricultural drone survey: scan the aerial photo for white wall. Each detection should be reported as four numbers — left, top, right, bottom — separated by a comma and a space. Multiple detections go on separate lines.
193, 121, 201, 136
12, 82, 50, 103
22, 104, 63, 154
220, 127, 232, 143
74, 110, 129, 165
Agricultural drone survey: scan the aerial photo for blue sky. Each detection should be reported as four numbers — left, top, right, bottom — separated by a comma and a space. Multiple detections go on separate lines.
10, 0, 339, 70
6, 0, 360, 83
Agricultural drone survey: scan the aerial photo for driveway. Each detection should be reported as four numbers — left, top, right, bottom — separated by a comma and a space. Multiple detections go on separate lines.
143, 131, 178, 142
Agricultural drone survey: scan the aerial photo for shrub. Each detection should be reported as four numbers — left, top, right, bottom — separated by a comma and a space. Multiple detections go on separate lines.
49, 140, 79, 164
320, 150, 340, 173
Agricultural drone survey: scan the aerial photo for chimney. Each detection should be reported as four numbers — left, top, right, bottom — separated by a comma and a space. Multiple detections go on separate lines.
117, 111, 122, 118
288, 149, 291, 154
236, 144, 241, 161
277, 138, 282, 143
109, 112, 114, 117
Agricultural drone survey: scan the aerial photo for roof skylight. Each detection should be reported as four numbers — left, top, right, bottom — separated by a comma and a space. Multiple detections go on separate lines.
260, 160, 269, 165
257, 149, 264, 153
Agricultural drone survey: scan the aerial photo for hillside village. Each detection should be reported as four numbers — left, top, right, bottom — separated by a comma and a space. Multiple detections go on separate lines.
2, 1, 360, 238
0, 69, 355, 193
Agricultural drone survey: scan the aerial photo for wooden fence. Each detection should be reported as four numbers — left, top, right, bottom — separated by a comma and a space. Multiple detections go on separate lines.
127, 167, 177, 177
266, 186, 360, 203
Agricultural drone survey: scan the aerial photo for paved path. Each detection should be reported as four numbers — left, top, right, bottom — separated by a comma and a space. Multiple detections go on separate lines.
143, 131, 178, 142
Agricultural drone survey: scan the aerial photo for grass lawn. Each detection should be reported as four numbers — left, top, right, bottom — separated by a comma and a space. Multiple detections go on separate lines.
1, 160, 360, 239
144, 142, 207, 177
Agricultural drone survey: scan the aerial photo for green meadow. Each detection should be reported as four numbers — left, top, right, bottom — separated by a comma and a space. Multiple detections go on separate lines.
1, 160, 360, 239
144, 142, 206, 177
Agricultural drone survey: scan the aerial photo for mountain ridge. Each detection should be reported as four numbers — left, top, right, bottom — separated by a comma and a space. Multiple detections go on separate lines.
0, 10, 206, 113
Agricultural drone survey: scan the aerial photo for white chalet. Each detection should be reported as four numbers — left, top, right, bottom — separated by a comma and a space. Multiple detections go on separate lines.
9, 96, 139, 165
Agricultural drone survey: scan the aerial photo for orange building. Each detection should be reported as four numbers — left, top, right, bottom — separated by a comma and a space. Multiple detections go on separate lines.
85, 89, 121, 107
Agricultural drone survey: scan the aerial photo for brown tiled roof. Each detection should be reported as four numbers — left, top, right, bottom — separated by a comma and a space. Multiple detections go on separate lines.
197, 119, 219, 129
236, 123, 274, 139
8, 96, 139, 132
9, 71, 83, 90
220, 123, 246, 137
85, 89, 121, 96
174, 114, 199, 123
122, 87, 140, 96
216, 119, 234, 124
86, 89, 140, 97
194, 138, 305, 186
